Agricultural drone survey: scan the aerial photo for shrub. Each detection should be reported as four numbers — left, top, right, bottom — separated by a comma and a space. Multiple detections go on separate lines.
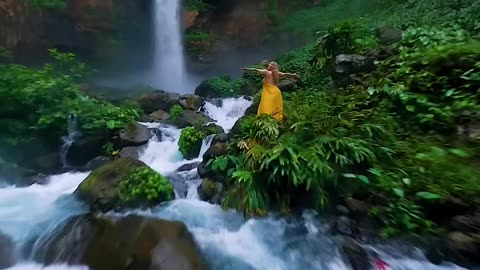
170, 104, 184, 122
119, 166, 174, 205
178, 127, 206, 159
205, 76, 250, 97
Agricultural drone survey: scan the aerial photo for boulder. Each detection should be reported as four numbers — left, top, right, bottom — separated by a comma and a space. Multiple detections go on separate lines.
202, 142, 228, 161
229, 115, 249, 136
33, 214, 207, 270
200, 123, 225, 135
449, 212, 480, 233
339, 237, 372, 270
173, 110, 214, 128
278, 78, 301, 92
446, 231, 480, 263
137, 91, 181, 114
198, 179, 225, 204
333, 216, 360, 238
0, 231, 15, 269
84, 156, 112, 171
180, 94, 203, 111
0, 157, 36, 185
211, 133, 229, 145
140, 109, 171, 123
34, 152, 62, 173
66, 135, 108, 168
75, 157, 172, 212
194, 79, 215, 98
334, 54, 375, 75
376, 25, 402, 45
345, 197, 369, 221
118, 146, 142, 160
176, 162, 200, 172
118, 122, 152, 147
197, 161, 214, 179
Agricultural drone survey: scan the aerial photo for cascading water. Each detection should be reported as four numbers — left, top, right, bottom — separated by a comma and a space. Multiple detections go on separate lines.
0, 96, 472, 270
60, 115, 81, 168
150, 0, 191, 93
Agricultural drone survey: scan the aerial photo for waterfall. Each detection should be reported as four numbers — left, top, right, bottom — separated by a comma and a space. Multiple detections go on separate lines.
151, 0, 186, 92
60, 114, 81, 168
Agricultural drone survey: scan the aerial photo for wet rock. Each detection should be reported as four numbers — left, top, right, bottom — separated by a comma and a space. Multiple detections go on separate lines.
17, 174, 49, 187
446, 231, 480, 263
34, 152, 62, 172
202, 142, 228, 161
245, 101, 259, 115
278, 78, 301, 92
422, 195, 472, 224
141, 109, 171, 123
449, 212, 480, 233
118, 146, 142, 160
230, 115, 249, 136
376, 25, 402, 45
173, 110, 214, 128
345, 197, 369, 221
74, 157, 172, 212
0, 157, 36, 185
84, 156, 111, 171
334, 54, 375, 76
336, 205, 350, 216
198, 179, 225, 204
333, 216, 360, 238
66, 135, 107, 168
212, 133, 229, 145
180, 94, 203, 111
339, 237, 372, 270
0, 231, 15, 269
200, 123, 225, 135
137, 90, 181, 114
33, 214, 207, 270
197, 161, 214, 179
118, 122, 152, 147
176, 162, 200, 172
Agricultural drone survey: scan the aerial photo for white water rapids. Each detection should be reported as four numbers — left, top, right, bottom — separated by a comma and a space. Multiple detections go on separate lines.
0, 96, 471, 270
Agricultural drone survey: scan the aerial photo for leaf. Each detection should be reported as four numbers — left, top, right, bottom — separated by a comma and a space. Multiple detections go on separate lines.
416, 192, 441, 200
367, 87, 376, 95
342, 173, 356, 178
393, 188, 405, 198
368, 168, 382, 176
406, 105, 416, 112
106, 120, 115, 129
402, 178, 411, 186
449, 149, 470, 158
356, 175, 370, 185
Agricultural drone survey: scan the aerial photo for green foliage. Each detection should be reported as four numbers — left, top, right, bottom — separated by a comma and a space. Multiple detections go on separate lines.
119, 166, 174, 205
178, 127, 206, 159
205, 76, 249, 97
170, 104, 184, 122
0, 49, 139, 146
184, 0, 211, 11
184, 30, 212, 43
26, 0, 66, 9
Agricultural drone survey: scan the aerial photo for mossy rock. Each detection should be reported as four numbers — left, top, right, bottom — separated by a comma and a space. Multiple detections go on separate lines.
74, 157, 173, 212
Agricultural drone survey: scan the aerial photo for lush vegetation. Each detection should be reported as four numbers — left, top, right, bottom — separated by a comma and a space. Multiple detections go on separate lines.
26, 0, 66, 9
178, 127, 207, 159
202, 0, 480, 237
184, 0, 210, 11
203, 76, 251, 97
170, 104, 184, 122
0, 49, 140, 156
119, 166, 174, 205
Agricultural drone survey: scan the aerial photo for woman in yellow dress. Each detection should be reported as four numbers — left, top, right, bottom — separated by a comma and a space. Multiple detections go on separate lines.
242, 62, 300, 121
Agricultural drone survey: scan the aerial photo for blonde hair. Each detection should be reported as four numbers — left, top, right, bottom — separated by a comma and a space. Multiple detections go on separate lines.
270, 61, 280, 85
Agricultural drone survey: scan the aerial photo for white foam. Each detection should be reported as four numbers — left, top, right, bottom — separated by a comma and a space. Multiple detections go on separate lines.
5, 263, 89, 270
203, 97, 252, 132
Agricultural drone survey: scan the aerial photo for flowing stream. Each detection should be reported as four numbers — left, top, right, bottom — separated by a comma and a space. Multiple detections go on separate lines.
0, 97, 471, 270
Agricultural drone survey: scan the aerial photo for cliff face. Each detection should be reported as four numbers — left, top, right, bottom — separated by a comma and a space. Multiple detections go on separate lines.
0, 0, 152, 63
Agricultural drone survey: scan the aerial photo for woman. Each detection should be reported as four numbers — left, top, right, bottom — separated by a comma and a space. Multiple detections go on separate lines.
242, 62, 300, 121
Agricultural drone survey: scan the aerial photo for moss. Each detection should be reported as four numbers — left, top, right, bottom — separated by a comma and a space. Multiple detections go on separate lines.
201, 179, 216, 199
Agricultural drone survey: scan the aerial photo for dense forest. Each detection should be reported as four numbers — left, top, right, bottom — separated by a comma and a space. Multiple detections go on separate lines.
1, 0, 480, 269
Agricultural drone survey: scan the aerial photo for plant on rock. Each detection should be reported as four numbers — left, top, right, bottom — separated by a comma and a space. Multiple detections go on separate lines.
178, 127, 206, 159
119, 166, 174, 206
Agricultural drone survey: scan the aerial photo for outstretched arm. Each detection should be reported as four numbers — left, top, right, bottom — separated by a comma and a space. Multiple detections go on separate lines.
279, 72, 300, 79
241, 67, 269, 75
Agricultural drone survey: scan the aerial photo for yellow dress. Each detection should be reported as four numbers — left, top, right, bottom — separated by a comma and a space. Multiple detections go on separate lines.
257, 80, 284, 121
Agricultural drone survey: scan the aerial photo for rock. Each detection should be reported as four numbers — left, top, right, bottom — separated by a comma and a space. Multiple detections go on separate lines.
137, 91, 181, 114
142, 109, 171, 123
229, 115, 249, 136
334, 54, 375, 76
422, 195, 472, 224
200, 123, 225, 135
336, 205, 350, 215
33, 214, 207, 270
198, 179, 225, 204
173, 110, 214, 128
176, 162, 200, 172
446, 232, 480, 263
84, 156, 112, 171
197, 161, 214, 179
66, 135, 108, 168
345, 197, 369, 221
376, 25, 402, 45
194, 79, 215, 98
34, 152, 62, 172
202, 142, 228, 161
449, 213, 480, 233
278, 78, 301, 92
118, 122, 152, 147
339, 237, 372, 270
0, 157, 36, 185
75, 157, 171, 212
118, 146, 142, 160
333, 216, 360, 238
16, 174, 49, 187
0, 231, 15, 269
211, 133, 229, 145
180, 94, 203, 111
245, 101, 259, 115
